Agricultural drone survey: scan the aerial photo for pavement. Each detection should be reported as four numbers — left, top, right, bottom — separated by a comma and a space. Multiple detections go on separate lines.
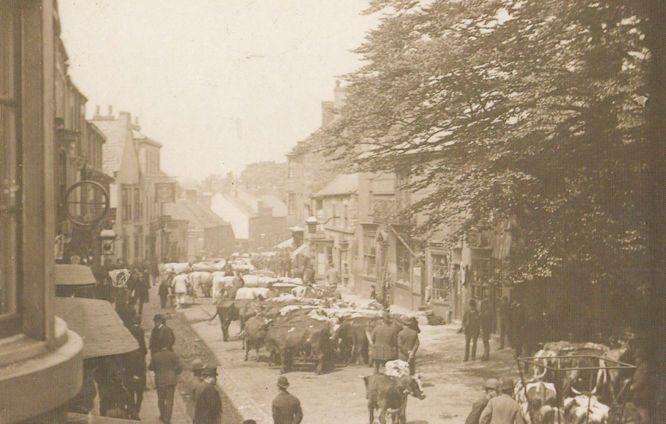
179, 290, 521, 424
134, 289, 191, 424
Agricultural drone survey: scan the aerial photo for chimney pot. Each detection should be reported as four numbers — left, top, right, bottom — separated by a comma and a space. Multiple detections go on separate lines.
108, 105, 113, 116
95, 105, 100, 115
135, 116, 139, 126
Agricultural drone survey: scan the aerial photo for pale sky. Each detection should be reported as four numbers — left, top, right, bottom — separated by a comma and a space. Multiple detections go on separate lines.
58, 0, 376, 180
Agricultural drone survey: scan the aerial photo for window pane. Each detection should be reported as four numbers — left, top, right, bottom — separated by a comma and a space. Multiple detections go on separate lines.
1, 1, 18, 316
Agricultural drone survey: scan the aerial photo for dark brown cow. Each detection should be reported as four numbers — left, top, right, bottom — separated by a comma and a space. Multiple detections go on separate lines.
242, 315, 269, 361
337, 316, 381, 366
363, 373, 425, 424
264, 316, 334, 374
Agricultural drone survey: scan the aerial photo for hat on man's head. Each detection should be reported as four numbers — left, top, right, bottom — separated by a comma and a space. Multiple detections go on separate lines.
484, 378, 500, 391
191, 358, 205, 374
200, 366, 218, 377
277, 375, 290, 389
500, 378, 514, 391
153, 313, 165, 323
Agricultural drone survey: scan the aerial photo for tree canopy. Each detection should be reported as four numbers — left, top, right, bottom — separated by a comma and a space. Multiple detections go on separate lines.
319, 0, 653, 335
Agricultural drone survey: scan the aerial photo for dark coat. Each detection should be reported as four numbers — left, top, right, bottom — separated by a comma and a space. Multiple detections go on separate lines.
466, 396, 490, 424
149, 324, 175, 354
397, 327, 419, 359
463, 308, 480, 336
148, 350, 181, 387
128, 323, 147, 356
372, 322, 399, 361
193, 382, 222, 424
272, 390, 303, 424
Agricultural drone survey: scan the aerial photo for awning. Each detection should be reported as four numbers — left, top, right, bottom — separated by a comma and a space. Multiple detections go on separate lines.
275, 238, 294, 249
55, 264, 96, 286
54, 297, 139, 359
291, 242, 309, 259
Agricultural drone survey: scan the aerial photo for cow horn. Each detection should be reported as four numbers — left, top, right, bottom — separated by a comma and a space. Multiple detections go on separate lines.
571, 386, 582, 395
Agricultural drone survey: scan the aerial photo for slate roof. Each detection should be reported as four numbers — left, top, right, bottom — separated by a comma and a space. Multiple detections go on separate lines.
164, 199, 229, 229
314, 173, 360, 197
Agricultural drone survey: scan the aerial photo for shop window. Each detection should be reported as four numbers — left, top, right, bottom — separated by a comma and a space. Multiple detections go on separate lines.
432, 254, 448, 300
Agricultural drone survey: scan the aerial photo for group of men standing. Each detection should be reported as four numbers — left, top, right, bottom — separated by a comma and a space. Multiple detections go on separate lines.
466, 378, 525, 424
460, 296, 529, 362
370, 311, 421, 375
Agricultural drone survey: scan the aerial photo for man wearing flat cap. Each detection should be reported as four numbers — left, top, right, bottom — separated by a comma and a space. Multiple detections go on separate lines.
398, 316, 420, 375
479, 378, 525, 424
193, 366, 222, 424
272, 376, 303, 424
149, 313, 175, 354
149, 346, 182, 424
466, 378, 500, 424
371, 310, 399, 373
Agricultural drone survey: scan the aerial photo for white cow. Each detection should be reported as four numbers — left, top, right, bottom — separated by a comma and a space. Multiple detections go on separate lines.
188, 271, 213, 297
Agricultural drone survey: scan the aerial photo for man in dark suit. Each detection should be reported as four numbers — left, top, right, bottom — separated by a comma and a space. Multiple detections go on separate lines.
271, 376, 303, 424
398, 317, 420, 375
193, 366, 222, 424
149, 346, 182, 424
466, 378, 500, 424
461, 299, 480, 361
371, 311, 399, 373
149, 314, 175, 354
126, 317, 147, 419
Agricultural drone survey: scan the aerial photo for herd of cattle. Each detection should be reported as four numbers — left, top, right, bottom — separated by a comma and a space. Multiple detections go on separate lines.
156, 261, 642, 424
160, 260, 428, 424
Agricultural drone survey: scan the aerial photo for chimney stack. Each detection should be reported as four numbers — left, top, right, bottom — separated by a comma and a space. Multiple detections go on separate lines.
108, 105, 113, 116
95, 105, 100, 115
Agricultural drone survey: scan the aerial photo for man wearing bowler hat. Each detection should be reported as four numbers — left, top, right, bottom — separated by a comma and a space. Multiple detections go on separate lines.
479, 378, 525, 424
149, 314, 175, 354
193, 366, 222, 424
272, 376, 303, 424
466, 378, 500, 424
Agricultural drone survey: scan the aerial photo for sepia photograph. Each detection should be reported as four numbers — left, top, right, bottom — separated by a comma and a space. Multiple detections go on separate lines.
0, 0, 663, 423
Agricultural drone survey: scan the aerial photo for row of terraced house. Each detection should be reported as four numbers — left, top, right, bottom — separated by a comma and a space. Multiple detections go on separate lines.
285, 81, 515, 324
52, 39, 235, 266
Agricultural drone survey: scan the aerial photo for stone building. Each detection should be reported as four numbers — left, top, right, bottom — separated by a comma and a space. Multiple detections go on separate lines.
286, 81, 346, 227
91, 108, 145, 265
0, 1, 84, 421
308, 173, 360, 285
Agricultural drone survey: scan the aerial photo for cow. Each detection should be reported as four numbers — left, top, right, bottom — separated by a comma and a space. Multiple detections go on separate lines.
264, 316, 334, 374
514, 381, 557, 423
242, 315, 270, 361
209, 300, 239, 341
563, 395, 609, 424
336, 316, 381, 366
189, 271, 213, 297
363, 373, 425, 424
